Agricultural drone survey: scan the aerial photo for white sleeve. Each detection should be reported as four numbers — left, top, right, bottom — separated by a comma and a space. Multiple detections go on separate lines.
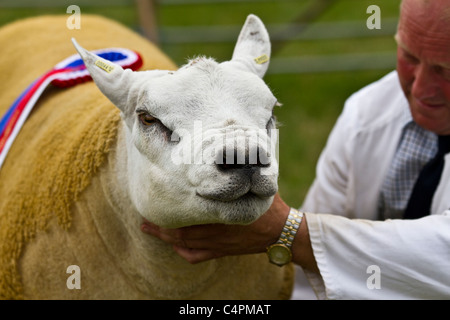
304, 211, 450, 299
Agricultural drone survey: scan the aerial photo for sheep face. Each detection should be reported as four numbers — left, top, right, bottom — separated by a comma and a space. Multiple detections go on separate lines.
73, 15, 279, 227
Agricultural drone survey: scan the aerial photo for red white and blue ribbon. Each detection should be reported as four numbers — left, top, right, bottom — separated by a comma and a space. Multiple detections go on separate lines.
0, 48, 142, 170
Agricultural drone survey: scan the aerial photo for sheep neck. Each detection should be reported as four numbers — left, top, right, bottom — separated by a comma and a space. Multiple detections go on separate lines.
88, 124, 222, 299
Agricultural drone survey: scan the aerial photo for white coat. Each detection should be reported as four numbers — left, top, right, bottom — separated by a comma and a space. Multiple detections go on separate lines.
296, 71, 450, 299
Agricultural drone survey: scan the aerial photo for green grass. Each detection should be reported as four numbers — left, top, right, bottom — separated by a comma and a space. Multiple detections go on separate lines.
0, 0, 401, 207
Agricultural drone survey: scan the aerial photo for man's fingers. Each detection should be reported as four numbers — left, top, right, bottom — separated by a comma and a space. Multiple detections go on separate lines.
141, 222, 228, 250
142, 221, 240, 243
141, 223, 187, 247
173, 246, 225, 264
141, 222, 225, 263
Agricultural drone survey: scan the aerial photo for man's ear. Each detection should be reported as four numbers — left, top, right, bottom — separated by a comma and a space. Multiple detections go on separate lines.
228, 14, 271, 78
72, 38, 134, 113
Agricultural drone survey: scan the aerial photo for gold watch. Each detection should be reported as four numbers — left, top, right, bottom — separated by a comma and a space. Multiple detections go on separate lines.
266, 208, 303, 267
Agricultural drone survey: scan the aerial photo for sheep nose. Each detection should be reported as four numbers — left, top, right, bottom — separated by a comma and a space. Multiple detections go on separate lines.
215, 147, 270, 171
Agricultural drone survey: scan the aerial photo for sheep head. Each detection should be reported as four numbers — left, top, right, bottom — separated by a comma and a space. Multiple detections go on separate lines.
72, 14, 279, 228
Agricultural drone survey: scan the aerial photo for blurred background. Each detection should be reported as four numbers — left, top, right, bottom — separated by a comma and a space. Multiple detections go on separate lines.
0, 0, 401, 208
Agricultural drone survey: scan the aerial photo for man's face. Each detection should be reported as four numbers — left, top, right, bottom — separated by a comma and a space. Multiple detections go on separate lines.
396, 0, 450, 135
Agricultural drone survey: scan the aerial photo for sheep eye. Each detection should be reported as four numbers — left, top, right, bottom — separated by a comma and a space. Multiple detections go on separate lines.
138, 112, 156, 126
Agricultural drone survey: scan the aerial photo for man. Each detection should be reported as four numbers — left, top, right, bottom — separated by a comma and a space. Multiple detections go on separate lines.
141, 0, 450, 299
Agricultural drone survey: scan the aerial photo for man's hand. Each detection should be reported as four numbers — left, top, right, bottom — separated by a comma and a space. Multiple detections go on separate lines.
140, 193, 290, 264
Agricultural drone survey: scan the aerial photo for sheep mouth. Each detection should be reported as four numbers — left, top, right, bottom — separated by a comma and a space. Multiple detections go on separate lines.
196, 181, 276, 203
194, 176, 277, 224
196, 191, 273, 225
196, 189, 265, 203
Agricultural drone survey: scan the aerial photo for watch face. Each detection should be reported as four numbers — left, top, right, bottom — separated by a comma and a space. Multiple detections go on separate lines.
267, 244, 291, 266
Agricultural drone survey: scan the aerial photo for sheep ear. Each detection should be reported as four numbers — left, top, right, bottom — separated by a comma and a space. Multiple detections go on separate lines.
229, 14, 271, 78
71, 38, 133, 112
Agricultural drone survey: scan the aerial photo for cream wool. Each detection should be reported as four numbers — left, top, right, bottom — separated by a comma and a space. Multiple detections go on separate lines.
0, 15, 293, 299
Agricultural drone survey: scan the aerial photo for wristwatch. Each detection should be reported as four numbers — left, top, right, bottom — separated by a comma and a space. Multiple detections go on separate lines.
266, 208, 303, 267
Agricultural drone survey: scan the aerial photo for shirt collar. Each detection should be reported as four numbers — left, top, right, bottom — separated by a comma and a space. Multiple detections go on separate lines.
399, 98, 438, 147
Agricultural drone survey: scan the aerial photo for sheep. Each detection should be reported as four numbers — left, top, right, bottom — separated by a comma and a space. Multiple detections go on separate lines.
0, 14, 293, 299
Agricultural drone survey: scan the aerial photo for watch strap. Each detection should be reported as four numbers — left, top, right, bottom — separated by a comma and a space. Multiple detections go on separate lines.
277, 208, 303, 249
266, 208, 303, 266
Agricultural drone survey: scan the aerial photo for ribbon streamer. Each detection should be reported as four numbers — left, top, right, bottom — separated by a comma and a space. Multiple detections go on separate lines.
0, 48, 142, 170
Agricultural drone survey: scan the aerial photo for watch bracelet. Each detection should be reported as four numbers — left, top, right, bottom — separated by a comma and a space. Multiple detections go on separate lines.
276, 208, 303, 249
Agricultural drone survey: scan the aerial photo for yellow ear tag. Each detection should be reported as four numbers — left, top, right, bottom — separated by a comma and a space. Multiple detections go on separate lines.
95, 60, 114, 73
254, 54, 269, 65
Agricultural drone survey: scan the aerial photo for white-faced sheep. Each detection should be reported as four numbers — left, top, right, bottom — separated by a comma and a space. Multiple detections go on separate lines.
0, 14, 293, 299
